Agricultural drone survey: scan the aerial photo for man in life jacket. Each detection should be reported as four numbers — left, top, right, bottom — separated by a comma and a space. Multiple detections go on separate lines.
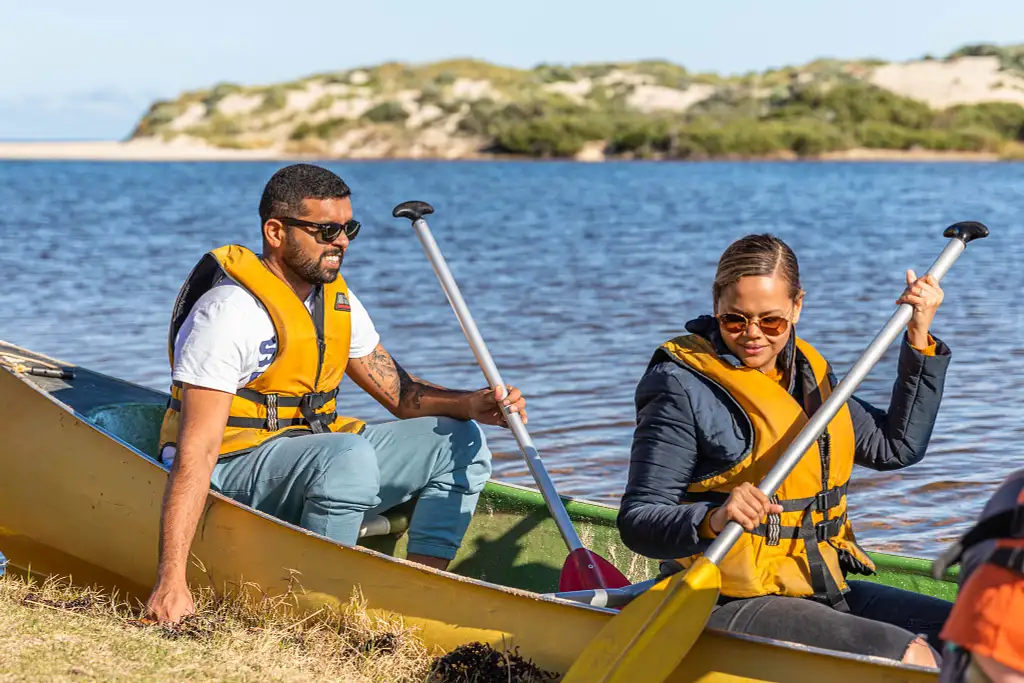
935, 468, 1024, 683
144, 163, 527, 625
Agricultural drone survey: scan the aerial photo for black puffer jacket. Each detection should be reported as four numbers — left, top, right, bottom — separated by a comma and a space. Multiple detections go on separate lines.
617, 315, 952, 561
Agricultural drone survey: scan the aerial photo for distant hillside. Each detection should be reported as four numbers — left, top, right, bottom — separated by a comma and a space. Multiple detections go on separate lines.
127, 43, 1024, 160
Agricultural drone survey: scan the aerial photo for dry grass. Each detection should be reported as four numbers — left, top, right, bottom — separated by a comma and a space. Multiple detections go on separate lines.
0, 571, 560, 683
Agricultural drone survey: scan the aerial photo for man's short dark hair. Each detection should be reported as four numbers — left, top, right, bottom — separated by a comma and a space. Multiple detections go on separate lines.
258, 163, 352, 224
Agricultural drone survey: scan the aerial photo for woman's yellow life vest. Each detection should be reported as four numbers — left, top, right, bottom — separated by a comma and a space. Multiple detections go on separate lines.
158, 244, 366, 458
661, 333, 875, 609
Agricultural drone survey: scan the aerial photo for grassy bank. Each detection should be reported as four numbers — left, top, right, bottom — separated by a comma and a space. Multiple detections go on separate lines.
0, 571, 558, 682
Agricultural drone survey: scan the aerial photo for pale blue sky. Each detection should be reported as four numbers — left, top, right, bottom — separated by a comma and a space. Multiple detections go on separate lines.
4, 1, 1023, 140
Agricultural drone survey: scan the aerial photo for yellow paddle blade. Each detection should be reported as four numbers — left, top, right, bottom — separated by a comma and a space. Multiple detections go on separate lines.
561, 556, 722, 683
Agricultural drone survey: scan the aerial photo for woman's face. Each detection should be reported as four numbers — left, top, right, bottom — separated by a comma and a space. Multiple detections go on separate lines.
715, 274, 802, 372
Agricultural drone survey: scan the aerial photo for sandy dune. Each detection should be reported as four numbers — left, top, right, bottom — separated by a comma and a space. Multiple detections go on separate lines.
870, 56, 1024, 108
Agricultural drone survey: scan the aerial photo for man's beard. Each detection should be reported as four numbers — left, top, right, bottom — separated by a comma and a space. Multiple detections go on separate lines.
283, 237, 344, 285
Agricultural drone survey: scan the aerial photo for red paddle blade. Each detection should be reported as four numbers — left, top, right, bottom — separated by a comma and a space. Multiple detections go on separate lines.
559, 548, 631, 592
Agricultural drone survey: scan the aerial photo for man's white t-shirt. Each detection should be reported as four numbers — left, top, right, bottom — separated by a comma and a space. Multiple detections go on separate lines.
160, 274, 379, 465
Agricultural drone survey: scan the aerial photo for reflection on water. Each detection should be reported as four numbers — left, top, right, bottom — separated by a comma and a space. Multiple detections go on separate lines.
1, 159, 1022, 559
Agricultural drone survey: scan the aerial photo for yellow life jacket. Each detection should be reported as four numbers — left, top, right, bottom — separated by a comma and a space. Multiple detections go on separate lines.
158, 244, 365, 459
661, 333, 875, 609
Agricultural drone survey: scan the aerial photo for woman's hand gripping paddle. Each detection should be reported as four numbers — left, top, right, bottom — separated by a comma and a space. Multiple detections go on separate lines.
392, 201, 630, 592
558, 221, 989, 683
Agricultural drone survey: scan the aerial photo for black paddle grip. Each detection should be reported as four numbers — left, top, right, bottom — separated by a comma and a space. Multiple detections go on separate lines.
392, 201, 434, 222
943, 221, 989, 244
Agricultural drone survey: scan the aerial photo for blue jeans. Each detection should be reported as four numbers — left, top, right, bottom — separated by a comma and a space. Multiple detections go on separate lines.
210, 416, 492, 561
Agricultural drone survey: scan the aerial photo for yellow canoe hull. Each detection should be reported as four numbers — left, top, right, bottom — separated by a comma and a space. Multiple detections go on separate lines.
0, 351, 939, 682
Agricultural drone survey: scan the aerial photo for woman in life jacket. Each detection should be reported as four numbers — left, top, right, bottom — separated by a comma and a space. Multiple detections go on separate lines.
936, 468, 1024, 683
617, 233, 954, 667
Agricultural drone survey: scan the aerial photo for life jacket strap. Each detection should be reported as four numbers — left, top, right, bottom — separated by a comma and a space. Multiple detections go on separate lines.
988, 546, 1024, 575
168, 387, 340, 434
683, 482, 848, 513
932, 506, 1024, 578
750, 511, 848, 543
235, 386, 339, 410
933, 506, 1024, 578
798, 511, 850, 611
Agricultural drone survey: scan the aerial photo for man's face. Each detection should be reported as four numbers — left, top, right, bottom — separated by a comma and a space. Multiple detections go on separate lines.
276, 197, 353, 285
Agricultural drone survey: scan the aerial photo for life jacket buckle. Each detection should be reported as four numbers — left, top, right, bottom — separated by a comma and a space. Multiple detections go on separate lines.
815, 519, 835, 542
298, 394, 331, 434
814, 484, 845, 512
305, 390, 329, 411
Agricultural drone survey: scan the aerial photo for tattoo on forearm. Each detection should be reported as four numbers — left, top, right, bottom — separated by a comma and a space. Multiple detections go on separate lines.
363, 345, 402, 404
396, 362, 429, 410
357, 343, 467, 414
394, 358, 452, 411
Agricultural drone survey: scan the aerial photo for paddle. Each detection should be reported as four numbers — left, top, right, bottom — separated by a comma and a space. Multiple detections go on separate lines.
392, 200, 630, 592
558, 221, 990, 683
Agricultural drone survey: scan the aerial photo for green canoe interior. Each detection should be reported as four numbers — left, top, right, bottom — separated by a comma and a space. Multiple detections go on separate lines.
81, 399, 960, 601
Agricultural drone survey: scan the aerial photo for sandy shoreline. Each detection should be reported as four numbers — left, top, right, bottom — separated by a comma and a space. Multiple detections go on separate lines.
0, 140, 287, 161
0, 140, 1006, 162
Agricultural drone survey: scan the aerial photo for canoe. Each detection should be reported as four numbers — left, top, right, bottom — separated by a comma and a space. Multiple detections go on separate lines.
0, 339, 957, 682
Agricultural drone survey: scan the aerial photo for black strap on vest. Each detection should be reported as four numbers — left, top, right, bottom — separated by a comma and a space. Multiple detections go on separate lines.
801, 518, 850, 611
988, 546, 1024, 575
961, 506, 1024, 548
808, 430, 850, 610
932, 506, 1024, 579
751, 511, 848, 542
168, 385, 339, 433
234, 386, 339, 409
684, 482, 848, 513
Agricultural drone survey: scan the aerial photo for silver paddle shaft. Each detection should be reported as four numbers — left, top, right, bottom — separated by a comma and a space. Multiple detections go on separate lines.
411, 217, 585, 553
703, 235, 967, 564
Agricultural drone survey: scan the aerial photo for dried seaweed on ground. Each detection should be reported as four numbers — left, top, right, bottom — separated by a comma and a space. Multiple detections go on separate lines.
427, 641, 561, 683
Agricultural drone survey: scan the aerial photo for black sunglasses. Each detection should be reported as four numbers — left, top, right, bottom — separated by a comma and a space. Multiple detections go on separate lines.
274, 216, 361, 243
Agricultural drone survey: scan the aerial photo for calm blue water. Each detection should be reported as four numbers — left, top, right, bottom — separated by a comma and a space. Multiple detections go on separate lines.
1, 159, 1022, 558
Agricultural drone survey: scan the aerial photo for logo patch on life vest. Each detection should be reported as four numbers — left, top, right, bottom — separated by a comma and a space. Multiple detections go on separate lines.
334, 292, 351, 312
